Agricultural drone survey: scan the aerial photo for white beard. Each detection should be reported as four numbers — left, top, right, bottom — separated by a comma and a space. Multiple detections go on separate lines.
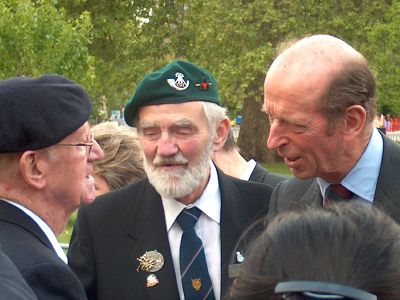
144, 141, 212, 199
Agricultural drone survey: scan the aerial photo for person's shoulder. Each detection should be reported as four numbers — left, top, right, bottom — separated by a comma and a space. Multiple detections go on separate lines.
219, 170, 274, 197
1, 228, 69, 274
77, 177, 156, 225
382, 134, 400, 152
251, 162, 289, 186
226, 171, 273, 188
274, 176, 316, 195
89, 177, 151, 208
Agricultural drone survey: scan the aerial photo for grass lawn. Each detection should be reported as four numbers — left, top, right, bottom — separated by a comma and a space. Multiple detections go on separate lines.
58, 162, 292, 244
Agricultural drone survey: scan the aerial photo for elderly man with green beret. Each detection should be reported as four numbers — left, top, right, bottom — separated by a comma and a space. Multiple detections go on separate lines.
68, 61, 273, 300
0, 75, 104, 299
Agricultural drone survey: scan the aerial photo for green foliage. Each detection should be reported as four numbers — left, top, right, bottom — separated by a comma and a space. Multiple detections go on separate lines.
3, 0, 400, 159
363, 2, 400, 116
58, 0, 400, 120
0, 0, 95, 88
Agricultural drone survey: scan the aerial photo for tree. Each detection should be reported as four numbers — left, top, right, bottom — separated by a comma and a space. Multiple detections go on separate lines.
364, 1, 400, 117
0, 0, 94, 89
58, 0, 395, 162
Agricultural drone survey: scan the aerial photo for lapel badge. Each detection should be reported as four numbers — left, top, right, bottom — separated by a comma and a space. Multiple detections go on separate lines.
195, 78, 212, 90
146, 274, 159, 287
236, 251, 244, 263
191, 277, 202, 291
167, 72, 190, 90
137, 250, 165, 272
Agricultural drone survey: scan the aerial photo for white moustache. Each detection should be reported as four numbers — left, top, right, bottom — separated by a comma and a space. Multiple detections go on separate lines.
153, 152, 188, 166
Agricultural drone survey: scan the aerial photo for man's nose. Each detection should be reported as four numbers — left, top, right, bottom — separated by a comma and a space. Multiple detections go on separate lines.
156, 133, 178, 157
266, 120, 288, 150
90, 140, 104, 161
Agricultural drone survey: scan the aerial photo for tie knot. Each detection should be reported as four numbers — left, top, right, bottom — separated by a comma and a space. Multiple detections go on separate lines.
176, 207, 202, 231
325, 184, 354, 202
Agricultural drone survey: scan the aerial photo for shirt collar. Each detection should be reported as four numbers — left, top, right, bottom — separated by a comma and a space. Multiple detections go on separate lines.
162, 160, 221, 231
240, 159, 256, 180
3, 200, 68, 263
318, 128, 383, 202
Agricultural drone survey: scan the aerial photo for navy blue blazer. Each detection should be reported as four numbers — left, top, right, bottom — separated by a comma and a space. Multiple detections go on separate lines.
0, 201, 87, 300
249, 162, 289, 186
268, 133, 400, 223
68, 168, 273, 300
0, 244, 38, 299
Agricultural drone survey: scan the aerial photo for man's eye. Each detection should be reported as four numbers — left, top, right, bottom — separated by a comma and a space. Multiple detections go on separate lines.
176, 128, 193, 135
291, 124, 307, 133
142, 129, 160, 136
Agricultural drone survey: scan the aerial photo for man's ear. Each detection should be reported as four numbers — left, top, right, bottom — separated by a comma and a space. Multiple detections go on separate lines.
213, 117, 230, 151
343, 105, 367, 141
19, 151, 47, 189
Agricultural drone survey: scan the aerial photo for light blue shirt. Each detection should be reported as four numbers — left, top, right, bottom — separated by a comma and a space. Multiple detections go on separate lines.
318, 128, 383, 204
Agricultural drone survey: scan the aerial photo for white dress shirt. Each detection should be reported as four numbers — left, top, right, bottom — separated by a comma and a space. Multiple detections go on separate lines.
162, 161, 221, 300
240, 159, 256, 181
3, 200, 68, 263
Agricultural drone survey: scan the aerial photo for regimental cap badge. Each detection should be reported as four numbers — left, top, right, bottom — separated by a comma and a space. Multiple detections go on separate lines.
167, 72, 190, 90
137, 250, 165, 273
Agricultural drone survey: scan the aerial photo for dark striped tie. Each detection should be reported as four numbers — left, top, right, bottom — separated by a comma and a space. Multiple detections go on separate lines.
325, 184, 354, 204
176, 207, 215, 300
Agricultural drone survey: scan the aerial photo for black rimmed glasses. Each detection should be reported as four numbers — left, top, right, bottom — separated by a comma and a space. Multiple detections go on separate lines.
57, 132, 95, 156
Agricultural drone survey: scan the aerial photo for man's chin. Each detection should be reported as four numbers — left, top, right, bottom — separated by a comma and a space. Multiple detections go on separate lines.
83, 175, 97, 204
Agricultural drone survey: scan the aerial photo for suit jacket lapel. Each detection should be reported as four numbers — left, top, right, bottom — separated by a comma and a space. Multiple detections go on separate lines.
218, 170, 254, 295
373, 135, 400, 222
125, 181, 179, 300
0, 200, 53, 249
299, 180, 323, 208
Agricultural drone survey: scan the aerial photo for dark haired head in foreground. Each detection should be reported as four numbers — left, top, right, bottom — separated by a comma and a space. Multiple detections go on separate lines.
226, 203, 400, 299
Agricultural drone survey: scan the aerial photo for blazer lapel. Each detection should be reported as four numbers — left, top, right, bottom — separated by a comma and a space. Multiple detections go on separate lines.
299, 180, 323, 208
0, 200, 53, 249
373, 135, 400, 222
125, 181, 179, 300
218, 170, 258, 295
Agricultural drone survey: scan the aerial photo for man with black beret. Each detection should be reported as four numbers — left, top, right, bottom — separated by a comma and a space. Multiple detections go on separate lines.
68, 60, 273, 300
0, 245, 38, 299
0, 75, 104, 299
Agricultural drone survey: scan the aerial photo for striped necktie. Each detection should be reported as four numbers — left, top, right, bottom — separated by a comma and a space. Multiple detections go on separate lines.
176, 207, 215, 300
325, 184, 354, 204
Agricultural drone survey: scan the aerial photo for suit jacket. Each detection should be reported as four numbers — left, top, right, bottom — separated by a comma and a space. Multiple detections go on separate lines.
0, 201, 87, 300
268, 134, 400, 223
68, 169, 272, 300
249, 162, 289, 186
0, 245, 38, 300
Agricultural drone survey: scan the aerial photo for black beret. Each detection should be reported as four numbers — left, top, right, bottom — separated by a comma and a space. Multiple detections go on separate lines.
0, 74, 92, 153
124, 60, 220, 126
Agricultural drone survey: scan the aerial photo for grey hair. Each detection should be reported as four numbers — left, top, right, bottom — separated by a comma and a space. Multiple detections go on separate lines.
202, 102, 227, 140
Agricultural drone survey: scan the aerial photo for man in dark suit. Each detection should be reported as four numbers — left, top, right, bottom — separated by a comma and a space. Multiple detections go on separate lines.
68, 60, 273, 300
0, 245, 38, 300
212, 127, 288, 186
262, 34, 400, 222
0, 75, 104, 299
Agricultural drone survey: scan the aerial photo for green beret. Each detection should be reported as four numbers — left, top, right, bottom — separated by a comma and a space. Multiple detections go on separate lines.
0, 74, 92, 153
124, 60, 220, 126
